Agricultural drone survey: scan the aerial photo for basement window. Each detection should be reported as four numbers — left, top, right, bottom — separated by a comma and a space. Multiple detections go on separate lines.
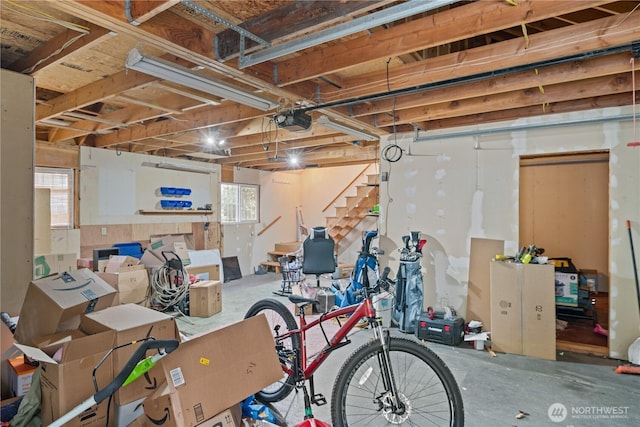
34, 167, 74, 229
221, 183, 259, 224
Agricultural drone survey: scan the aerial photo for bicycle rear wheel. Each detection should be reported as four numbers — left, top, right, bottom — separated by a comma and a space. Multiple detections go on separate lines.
331, 336, 464, 426
244, 298, 300, 402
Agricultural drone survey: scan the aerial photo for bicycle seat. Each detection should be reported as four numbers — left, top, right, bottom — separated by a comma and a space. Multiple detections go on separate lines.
288, 294, 319, 306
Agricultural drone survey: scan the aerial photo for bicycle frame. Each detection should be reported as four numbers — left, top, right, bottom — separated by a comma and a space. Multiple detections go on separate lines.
280, 297, 379, 380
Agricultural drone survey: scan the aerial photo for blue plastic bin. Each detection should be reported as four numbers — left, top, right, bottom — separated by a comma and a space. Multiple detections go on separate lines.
113, 243, 144, 259
160, 187, 177, 196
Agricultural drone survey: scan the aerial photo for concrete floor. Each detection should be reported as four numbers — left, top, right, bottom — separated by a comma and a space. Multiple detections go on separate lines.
176, 272, 639, 427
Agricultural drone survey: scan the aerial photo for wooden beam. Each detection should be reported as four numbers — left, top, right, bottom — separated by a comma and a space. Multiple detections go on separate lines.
323, 13, 640, 102
8, 22, 110, 74
375, 73, 635, 126
126, 0, 180, 24
216, 1, 388, 60
36, 69, 159, 121
94, 104, 266, 147
417, 92, 637, 131
50, 1, 309, 108
350, 52, 636, 117
275, 0, 611, 85
35, 143, 79, 168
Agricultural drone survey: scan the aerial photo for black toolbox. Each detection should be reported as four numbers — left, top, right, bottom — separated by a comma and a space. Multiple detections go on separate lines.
415, 311, 465, 346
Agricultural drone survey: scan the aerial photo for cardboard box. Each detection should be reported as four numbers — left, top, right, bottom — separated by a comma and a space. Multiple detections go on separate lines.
98, 267, 149, 305
467, 238, 504, 330
8, 356, 37, 397
105, 255, 141, 273
1, 321, 16, 399
291, 285, 312, 316
149, 235, 191, 266
189, 281, 222, 318
142, 385, 240, 427
81, 304, 180, 405
14, 269, 118, 345
185, 265, 220, 282
13, 330, 116, 426
490, 261, 555, 360
160, 315, 282, 426
555, 271, 578, 307
579, 268, 599, 292
33, 253, 77, 279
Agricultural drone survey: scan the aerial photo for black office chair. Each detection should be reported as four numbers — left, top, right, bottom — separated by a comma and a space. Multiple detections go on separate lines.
302, 226, 337, 287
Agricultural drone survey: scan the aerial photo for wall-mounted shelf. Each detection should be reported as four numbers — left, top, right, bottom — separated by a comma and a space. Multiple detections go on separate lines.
139, 210, 213, 215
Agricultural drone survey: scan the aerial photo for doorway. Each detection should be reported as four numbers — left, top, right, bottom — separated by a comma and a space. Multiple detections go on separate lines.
519, 151, 609, 355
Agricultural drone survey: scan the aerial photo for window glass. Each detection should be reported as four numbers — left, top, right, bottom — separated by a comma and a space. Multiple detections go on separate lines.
221, 183, 259, 223
34, 167, 74, 228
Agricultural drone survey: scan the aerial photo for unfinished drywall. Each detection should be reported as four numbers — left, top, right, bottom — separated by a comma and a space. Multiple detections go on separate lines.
80, 147, 220, 225
1, 69, 34, 314
221, 164, 382, 277
379, 106, 640, 360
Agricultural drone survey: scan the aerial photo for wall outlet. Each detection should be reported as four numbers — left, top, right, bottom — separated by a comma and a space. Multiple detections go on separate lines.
101, 227, 107, 236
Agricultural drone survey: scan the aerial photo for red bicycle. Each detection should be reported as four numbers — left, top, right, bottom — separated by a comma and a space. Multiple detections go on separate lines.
244, 268, 464, 426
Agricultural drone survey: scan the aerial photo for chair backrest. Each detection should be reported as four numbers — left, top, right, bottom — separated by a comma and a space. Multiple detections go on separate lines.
302, 227, 336, 275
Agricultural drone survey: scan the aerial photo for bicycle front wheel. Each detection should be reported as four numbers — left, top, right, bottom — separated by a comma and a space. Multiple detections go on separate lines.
331, 336, 464, 426
244, 298, 300, 403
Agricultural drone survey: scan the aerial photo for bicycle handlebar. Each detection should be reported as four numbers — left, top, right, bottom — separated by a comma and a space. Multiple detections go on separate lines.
94, 339, 179, 404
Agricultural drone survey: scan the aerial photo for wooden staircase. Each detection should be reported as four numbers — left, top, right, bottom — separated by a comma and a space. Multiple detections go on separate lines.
325, 173, 379, 244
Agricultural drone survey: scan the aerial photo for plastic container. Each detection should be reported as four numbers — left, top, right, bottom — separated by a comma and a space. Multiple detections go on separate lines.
160, 200, 179, 208
113, 242, 144, 259
160, 187, 177, 196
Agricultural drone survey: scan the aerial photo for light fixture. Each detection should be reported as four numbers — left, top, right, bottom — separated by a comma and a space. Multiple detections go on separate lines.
126, 48, 278, 111
206, 136, 215, 145
288, 154, 299, 167
316, 115, 378, 141
141, 161, 216, 174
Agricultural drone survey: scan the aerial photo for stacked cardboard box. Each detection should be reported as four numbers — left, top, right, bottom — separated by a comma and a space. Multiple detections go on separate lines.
97, 255, 150, 305
4, 268, 280, 427
189, 280, 222, 317
490, 261, 556, 360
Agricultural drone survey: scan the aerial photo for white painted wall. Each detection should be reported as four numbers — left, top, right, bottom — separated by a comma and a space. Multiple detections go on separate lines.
80, 147, 220, 225
378, 106, 640, 360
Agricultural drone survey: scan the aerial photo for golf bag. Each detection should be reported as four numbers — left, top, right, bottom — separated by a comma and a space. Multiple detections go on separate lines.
335, 231, 380, 308
392, 232, 425, 333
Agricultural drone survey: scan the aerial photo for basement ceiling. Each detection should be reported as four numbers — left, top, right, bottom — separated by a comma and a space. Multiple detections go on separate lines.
1, 0, 639, 171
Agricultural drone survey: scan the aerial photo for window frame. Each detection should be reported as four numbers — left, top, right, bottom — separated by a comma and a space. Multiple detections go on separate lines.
34, 166, 75, 229
220, 182, 259, 224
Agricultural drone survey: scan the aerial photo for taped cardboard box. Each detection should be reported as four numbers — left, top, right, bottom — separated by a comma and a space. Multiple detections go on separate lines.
81, 304, 180, 405
189, 280, 222, 318
9, 330, 116, 427
98, 266, 149, 305
185, 265, 220, 282
160, 315, 282, 426
14, 269, 117, 346
33, 253, 77, 280
143, 383, 241, 427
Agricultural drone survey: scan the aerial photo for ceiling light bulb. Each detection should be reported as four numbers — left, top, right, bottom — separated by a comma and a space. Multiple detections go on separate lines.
289, 155, 299, 166
206, 136, 215, 145
218, 139, 226, 146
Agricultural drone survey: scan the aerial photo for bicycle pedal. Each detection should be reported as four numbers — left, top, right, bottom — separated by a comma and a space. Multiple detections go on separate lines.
312, 393, 327, 406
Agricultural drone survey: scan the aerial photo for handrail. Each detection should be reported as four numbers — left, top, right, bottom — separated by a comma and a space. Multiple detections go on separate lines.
258, 215, 282, 236
322, 164, 371, 213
